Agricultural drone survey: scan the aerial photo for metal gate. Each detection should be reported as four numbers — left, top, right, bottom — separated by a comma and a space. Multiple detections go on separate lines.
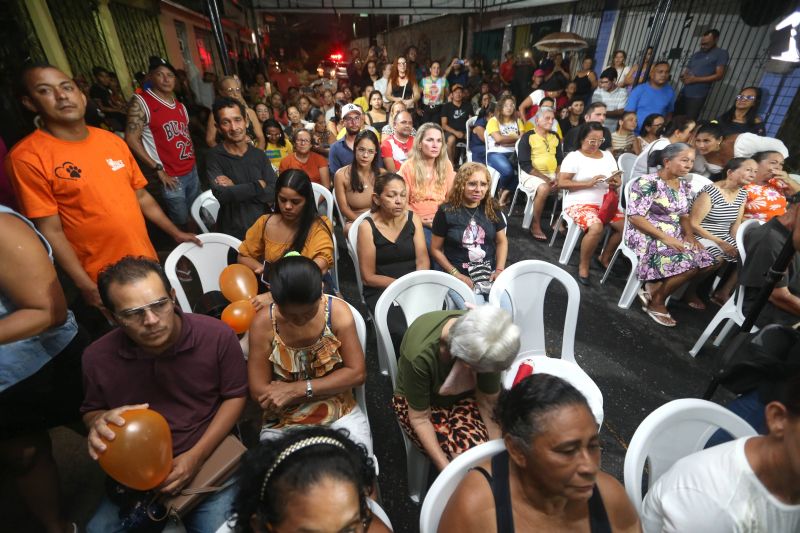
610, 0, 778, 120
46, 0, 113, 82
109, 1, 168, 81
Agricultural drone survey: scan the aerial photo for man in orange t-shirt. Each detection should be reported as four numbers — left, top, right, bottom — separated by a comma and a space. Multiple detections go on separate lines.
6, 64, 199, 310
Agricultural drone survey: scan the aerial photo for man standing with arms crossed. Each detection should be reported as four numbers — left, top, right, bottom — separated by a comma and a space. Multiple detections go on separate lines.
6, 63, 198, 332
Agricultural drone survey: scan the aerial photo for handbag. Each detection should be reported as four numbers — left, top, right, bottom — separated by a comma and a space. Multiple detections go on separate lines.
598, 188, 619, 224
149, 435, 247, 520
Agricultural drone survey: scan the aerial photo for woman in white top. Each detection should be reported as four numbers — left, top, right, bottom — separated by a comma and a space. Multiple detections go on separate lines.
486, 95, 526, 207
558, 123, 624, 285
373, 63, 392, 107
608, 50, 632, 87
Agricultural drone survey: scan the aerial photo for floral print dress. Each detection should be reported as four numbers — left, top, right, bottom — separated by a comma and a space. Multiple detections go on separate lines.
625, 174, 715, 281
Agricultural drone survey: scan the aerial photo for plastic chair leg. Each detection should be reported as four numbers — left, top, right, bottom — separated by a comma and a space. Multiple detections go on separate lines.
521, 193, 535, 230
601, 247, 621, 284
688, 304, 735, 357
406, 443, 431, 503
618, 270, 643, 309
558, 223, 582, 265
713, 318, 737, 347
549, 213, 563, 247
376, 338, 389, 376
508, 187, 519, 217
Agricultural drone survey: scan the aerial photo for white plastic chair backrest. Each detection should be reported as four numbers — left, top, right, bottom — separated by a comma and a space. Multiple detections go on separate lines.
190, 190, 220, 234
683, 173, 712, 199
332, 296, 368, 416
419, 439, 505, 533
502, 355, 604, 426
312, 182, 334, 222
164, 233, 242, 312
348, 211, 372, 295
514, 136, 522, 176
623, 398, 757, 515
368, 499, 394, 532
465, 115, 477, 158
617, 152, 637, 185
488, 260, 580, 363
736, 219, 763, 265
374, 271, 477, 388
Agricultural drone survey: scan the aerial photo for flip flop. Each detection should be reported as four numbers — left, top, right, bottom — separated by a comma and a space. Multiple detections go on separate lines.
687, 300, 706, 311
645, 307, 677, 327
637, 286, 651, 311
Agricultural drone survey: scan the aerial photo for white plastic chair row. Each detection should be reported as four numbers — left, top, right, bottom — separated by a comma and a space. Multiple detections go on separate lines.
312, 183, 342, 294
507, 136, 541, 230
548, 190, 583, 265
688, 219, 762, 357
190, 190, 221, 233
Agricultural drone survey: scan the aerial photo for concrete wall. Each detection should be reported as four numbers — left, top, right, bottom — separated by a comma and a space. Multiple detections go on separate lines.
384, 14, 463, 64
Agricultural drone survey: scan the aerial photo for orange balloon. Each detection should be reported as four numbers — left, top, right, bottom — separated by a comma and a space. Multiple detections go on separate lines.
219, 264, 258, 302
221, 300, 256, 334
98, 409, 172, 490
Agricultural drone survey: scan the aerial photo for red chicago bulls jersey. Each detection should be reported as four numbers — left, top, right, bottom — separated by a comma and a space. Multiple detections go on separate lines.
135, 89, 195, 176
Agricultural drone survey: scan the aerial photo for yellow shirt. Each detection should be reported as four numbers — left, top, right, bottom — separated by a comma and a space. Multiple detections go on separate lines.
265, 140, 293, 171
529, 131, 559, 175
239, 214, 334, 269
353, 97, 369, 112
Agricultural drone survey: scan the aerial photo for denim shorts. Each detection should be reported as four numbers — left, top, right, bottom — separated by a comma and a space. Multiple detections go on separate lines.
162, 166, 201, 226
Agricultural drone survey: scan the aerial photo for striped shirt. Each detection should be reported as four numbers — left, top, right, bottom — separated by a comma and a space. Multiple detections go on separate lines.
696, 184, 746, 260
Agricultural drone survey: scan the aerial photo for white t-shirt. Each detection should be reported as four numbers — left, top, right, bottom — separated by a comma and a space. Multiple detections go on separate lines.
560, 150, 618, 208
527, 89, 545, 106
641, 437, 800, 533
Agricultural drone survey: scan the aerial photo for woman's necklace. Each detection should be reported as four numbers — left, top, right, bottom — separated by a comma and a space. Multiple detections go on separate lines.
464, 204, 481, 224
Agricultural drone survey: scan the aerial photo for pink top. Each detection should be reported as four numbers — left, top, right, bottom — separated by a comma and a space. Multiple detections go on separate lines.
398, 158, 455, 224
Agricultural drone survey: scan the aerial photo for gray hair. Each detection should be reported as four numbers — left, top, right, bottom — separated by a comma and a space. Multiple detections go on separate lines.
448, 306, 521, 372
648, 142, 694, 169
533, 106, 555, 126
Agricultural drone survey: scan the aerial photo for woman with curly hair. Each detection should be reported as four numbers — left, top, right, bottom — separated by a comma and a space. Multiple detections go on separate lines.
225, 427, 390, 532
431, 162, 507, 301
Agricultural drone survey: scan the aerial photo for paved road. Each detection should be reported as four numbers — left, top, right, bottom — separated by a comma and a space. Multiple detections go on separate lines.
1, 205, 733, 532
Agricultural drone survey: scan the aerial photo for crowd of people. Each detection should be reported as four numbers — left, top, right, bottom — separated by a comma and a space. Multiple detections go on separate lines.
1, 29, 799, 533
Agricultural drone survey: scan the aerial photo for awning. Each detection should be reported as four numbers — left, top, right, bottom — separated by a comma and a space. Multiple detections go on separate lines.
251, 0, 575, 15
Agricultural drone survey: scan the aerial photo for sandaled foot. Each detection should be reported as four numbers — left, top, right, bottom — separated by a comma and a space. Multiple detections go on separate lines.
637, 286, 651, 311
530, 227, 548, 241
686, 298, 706, 311
709, 294, 727, 307
645, 306, 677, 327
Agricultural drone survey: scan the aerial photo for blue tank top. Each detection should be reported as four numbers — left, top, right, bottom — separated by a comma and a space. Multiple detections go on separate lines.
0, 205, 78, 393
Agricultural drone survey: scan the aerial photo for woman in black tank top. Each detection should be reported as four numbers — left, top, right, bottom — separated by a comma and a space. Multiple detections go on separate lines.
438, 374, 641, 533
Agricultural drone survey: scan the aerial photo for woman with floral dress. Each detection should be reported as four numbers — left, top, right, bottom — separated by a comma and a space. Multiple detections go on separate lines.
626, 143, 716, 327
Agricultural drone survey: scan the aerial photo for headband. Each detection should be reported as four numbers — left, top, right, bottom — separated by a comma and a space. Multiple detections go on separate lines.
259, 436, 346, 502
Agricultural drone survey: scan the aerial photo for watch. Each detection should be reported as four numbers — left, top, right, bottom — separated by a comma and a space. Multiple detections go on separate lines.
153, 163, 164, 172
305, 379, 313, 398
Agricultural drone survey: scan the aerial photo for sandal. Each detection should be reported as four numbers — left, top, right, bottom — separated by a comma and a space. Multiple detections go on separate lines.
645, 307, 677, 327
687, 299, 706, 311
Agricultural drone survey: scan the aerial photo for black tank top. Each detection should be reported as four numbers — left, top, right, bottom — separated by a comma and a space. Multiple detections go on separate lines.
573, 74, 593, 100
362, 212, 417, 301
472, 451, 612, 533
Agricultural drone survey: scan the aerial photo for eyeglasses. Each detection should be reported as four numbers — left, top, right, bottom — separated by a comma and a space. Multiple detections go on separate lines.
295, 138, 311, 144
736, 94, 756, 101
584, 139, 603, 146
357, 147, 376, 156
224, 87, 242, 94
344, 116, 361, 123
114, 297, 174, 325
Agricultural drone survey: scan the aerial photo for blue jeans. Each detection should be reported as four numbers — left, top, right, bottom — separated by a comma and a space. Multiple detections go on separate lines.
487, 152, 517, 192
162, 166, 201, 226
86, 478, 237, 533
705, 390, 766, 448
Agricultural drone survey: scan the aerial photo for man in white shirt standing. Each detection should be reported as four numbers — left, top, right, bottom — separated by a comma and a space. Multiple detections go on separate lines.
591, 68, 628, 132
641, 373, 800, 532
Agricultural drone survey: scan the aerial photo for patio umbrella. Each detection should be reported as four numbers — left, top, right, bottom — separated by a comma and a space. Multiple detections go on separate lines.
534, 32, 588, 52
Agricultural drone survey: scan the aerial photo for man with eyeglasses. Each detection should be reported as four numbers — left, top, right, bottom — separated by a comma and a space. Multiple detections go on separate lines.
206, 97, 275, 239
381, 110, 415, 171
328, 103, 382, 175
81, 256, 247, 532
676, 29, 729, 120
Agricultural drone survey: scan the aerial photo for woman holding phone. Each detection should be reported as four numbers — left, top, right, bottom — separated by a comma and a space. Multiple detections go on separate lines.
558, 122, 624, 285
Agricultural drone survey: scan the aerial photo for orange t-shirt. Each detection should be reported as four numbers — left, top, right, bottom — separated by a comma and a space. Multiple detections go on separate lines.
6, 127, 157, 281
398, 158, 456, 224
278, 152, 328, 184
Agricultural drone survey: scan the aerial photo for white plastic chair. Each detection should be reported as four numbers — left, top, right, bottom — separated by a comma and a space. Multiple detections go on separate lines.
617, 152, 637, 185
488, 260, 580, 364
312, 183, 341, 293
164, 233, 242, 312
190, 190, 220, 233
623, 398, 757, 515
346, 210, 372, 312
688, 219, 762, 357
465, 116, 477, 163
601, 178, 643, 308
373, 271, 477, 503
419, 439, 505, 533
483, 130, 502, 199
548, 190, 582, 265
502, 355, 604, 425
507, 137, 541, 230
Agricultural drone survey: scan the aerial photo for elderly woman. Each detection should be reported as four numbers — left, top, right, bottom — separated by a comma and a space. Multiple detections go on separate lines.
279, 129, 330, 188
247, 256, 372, 454
392, 306, 520, 471
626, 143, 716, 327
206, 76, 265, 149
431, 163, 507, 302
687, 157, 754, 308
518, 106, 561, 241
227, 427, 391, 533
440, 374, 641, 533
398, 123, 456, 239
558, 122, 624, 285
744, 150, 794, 222
335, 130, 384, 235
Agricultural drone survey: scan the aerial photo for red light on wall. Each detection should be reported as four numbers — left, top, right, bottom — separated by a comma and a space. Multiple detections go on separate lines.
330, 53, 343, 61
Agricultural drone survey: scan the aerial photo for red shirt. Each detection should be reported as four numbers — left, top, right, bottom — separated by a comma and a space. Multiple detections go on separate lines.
380, 134, 414, 171
135, 89, 195, 176
500, 60, 515, 84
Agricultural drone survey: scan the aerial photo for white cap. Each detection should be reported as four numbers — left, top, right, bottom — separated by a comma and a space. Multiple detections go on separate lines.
341, 103, 363, 118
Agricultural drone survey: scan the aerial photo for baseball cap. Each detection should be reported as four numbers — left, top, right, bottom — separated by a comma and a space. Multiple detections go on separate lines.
534, 69, 545, 77
341, 103, 363, 118
148, 56, 177, 75
451, 83, 464, 91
